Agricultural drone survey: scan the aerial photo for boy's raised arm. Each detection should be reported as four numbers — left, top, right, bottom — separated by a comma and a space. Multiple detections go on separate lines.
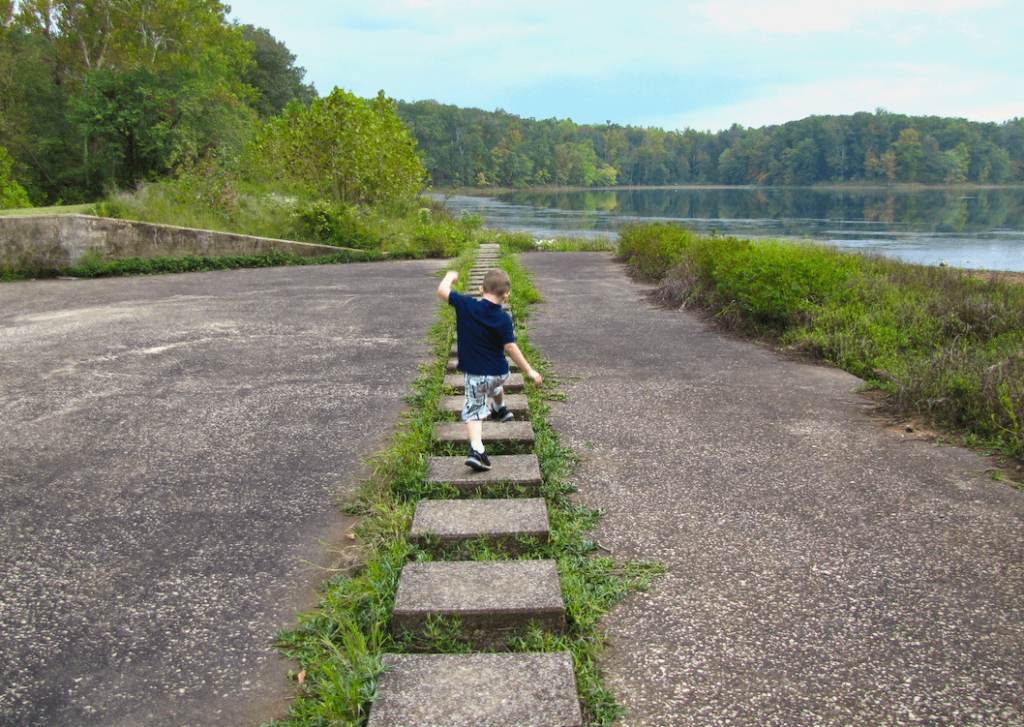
436, 270, 459, 301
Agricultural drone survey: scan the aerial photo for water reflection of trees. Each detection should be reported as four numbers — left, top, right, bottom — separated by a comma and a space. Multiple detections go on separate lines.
499, 188, 1024, 233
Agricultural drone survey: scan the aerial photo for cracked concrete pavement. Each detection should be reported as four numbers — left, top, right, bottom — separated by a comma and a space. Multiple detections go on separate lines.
522, 251, 1023, 727
0, 260, 442, 727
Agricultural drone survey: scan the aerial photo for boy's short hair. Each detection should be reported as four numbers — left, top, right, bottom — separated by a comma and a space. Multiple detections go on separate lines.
482, 268, 511, 298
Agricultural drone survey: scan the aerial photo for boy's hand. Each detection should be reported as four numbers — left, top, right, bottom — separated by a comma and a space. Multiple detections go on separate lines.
436, 270, 459, 301
504, 342, 542, 385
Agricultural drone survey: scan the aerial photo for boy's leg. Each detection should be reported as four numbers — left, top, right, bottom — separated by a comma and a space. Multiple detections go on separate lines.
466, 418, 483, 450
488, 386, 515, 422
462, 374, 509, 470
462, 374, 498, 470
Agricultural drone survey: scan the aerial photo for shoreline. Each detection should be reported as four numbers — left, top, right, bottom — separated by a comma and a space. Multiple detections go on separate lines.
965, 269, 1024, 286
438, 182, 1024, 196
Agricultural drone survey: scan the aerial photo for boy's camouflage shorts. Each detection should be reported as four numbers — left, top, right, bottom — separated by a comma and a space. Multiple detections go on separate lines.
462, 373, 508, 421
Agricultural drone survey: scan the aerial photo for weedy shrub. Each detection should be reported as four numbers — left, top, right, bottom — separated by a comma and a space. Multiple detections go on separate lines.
616, 221, 696, 279
291, 200, 380, 249
618, 222, 1024, 462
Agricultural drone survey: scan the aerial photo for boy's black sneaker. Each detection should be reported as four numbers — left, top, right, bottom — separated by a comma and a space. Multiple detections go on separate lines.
490, 405, 514, 423
465, 447, 491, 472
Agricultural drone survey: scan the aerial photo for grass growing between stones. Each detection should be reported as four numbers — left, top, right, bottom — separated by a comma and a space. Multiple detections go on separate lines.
618, 222, 1024, 469
267, 242, 661, 727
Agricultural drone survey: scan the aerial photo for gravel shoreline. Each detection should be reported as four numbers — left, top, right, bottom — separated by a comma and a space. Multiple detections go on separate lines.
965, 269, 1024, 285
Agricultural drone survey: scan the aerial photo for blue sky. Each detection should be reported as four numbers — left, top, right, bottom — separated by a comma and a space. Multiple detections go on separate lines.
227, 0, 1023, 133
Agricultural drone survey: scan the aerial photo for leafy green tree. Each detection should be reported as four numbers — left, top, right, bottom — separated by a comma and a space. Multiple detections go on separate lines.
240, 25, 317, 118
784, 138, 819, 185
822, 118, 848, 182
1001, 118, 1024, 181
0, 143, 32, 208
553, 141, 598, 185
881, 150, 898, 183
944, 143, 970, 184
717, 147, 745, 184
8, 0, 254, 200
916, 134, 946, 184
251, 88, 424, 205
892, 128, 923, 182
72, 68, 180, 190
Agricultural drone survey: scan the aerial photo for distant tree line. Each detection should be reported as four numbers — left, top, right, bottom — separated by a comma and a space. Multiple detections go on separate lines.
0, 0, 316, 205
3, 0, 1021, 207
397, 101, 1024, 188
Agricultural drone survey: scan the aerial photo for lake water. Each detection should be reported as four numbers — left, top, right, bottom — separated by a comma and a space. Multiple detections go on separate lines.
436, 187, 1024, 272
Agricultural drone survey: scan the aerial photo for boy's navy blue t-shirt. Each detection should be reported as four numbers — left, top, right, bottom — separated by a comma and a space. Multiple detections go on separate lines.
448, 291, 515, 376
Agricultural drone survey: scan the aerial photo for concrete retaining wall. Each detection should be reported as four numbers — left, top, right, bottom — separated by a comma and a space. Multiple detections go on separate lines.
0, 214, 342, 272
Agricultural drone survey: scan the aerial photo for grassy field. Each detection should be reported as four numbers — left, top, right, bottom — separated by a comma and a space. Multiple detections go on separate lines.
617, 222, 1024, 469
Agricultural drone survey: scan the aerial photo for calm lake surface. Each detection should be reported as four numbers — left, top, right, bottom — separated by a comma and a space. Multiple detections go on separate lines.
437, 187, 1024, 272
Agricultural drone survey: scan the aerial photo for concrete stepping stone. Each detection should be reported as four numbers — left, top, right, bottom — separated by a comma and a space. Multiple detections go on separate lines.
438, 394, 528, 416
445, 373, 524, 392
426, 454, 542, 492
391, 560, 565, 644
367, 652, 582, 727
434, 421, 534, 445
410, 497, 550, 548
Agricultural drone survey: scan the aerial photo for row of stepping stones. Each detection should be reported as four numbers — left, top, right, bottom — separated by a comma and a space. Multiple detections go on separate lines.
368, 243, 583, 726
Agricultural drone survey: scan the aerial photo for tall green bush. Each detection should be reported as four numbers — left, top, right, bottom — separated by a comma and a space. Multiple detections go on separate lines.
251, 88, 425, 205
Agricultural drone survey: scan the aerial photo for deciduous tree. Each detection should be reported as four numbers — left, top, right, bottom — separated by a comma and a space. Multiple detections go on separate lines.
251, 88, 424, 205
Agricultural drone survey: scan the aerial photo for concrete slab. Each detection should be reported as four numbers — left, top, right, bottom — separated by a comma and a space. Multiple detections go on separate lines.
410, 498, 550, 546
368, 652, 582, 727
391, 560, 565, 642
434, 421, 535, 444
438, 394, 529, 417
445, 373, 524, 392
0, 259, 444, 727
426, 455, 543, 492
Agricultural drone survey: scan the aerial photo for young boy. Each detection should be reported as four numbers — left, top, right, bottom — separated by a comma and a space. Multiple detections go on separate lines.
436, 268, 543, 471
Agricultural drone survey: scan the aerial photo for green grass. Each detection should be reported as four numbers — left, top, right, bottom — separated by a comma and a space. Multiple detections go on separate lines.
0, 249, 398, 283
618, 222, 1024, 465
85, 176, 476, 258
0, 203, 93, 216
1, 183, 482, 281
266, 241, 661, 727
